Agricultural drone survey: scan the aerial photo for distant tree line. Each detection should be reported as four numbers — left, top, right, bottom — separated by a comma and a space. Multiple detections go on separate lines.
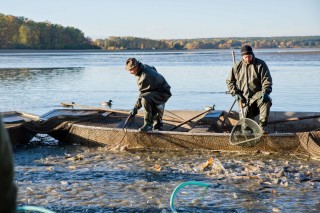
1, 13, 319, 50
0, 13, 99, 49
96, 36, 320, 50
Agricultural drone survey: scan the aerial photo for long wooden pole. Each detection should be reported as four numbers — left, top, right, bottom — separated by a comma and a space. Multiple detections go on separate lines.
219, 50, 237, 128
122, 114, 133, 129
60, 102, 181, 123
268, 114, 320, 124
220, 99, 236, 127
232, 50, 236, 64
169, 107, 213, 131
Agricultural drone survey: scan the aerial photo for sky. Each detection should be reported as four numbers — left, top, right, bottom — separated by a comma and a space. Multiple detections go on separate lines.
1, 0, 320, 40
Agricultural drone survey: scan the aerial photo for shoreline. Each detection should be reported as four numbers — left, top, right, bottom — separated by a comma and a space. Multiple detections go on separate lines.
1, 47, 320, 54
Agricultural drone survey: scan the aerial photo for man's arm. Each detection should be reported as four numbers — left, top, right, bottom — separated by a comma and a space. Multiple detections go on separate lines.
260, 61, 273, 94
226, 66, 239, 95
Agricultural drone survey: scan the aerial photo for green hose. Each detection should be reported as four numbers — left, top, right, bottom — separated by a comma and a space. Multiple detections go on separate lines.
17, 205, 55, 213
170, 181, 211, 213
18, 182, 209, 213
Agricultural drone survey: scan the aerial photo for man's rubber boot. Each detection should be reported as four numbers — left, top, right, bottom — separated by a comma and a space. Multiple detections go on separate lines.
153, 114, 163, 131
139, 112, 153, 132
139, 124, 153, 132
153, 104, 165, 131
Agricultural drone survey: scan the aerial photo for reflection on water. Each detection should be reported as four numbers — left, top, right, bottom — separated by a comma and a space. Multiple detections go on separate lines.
15, 146, 320, 212
0, 67, 86, 114
0, 67, 84, 82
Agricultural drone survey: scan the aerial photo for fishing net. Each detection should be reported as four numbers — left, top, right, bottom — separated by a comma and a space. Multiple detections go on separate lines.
229, 118, 263, 147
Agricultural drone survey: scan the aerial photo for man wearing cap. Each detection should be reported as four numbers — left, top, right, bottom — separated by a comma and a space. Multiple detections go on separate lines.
126, 58, 172, 132
226, 45, 272, 132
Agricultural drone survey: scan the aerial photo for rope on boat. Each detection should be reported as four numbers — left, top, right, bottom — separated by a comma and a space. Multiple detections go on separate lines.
170, 181, 211, 213
17, 205, 55, 213
165, 110, 185, 121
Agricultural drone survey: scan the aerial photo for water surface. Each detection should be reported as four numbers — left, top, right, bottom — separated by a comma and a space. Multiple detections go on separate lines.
1, 49, 320, 212
15, 146, 320, 212
1, 49, 320, 115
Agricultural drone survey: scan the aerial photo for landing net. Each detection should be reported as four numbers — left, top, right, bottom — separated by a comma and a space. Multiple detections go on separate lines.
229, 118, 263, 147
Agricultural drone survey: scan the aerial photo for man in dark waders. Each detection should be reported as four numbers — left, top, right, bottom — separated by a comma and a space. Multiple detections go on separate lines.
0, 116, 17, 213
126, 58, 172, 132
226, 45, 273, 133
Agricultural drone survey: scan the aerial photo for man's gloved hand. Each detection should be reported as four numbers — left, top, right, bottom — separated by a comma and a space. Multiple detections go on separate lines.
229, 88, 240, 96
261, 93, 271, 103
129, 108, 138, 117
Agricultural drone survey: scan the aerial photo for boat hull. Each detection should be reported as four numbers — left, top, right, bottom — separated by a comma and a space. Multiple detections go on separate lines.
64, 123, 312, 155
1, 111, 39, 146
3, 108, 320, 158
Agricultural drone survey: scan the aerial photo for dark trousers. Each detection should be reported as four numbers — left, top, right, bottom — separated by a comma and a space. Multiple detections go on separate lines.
239, 98, 272, 127
141, 97, 165, 128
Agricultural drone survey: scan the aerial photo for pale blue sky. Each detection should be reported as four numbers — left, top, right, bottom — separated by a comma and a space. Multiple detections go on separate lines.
1, 0, 320, 39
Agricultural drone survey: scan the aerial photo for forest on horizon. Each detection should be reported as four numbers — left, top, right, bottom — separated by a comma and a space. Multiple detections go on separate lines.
1, 13, 320, 50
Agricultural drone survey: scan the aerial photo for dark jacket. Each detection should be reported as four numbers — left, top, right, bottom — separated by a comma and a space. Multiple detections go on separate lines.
226, 56, 272, 103
134, 63, 171, 109
0, 117, 17, 213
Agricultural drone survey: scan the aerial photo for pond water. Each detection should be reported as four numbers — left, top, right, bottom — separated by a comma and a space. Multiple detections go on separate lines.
14, 146, 320, 212
1, 49, 320, 115
1, 49, 320, 212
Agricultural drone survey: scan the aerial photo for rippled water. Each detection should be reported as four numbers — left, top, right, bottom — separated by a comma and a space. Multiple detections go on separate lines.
1, 49, 320, 115
15, 146, 320, 212
1, 49, 320, 212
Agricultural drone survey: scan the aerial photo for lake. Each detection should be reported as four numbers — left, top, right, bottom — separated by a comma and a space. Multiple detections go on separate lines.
1, 49, 320, 115
1, 49, 320, 212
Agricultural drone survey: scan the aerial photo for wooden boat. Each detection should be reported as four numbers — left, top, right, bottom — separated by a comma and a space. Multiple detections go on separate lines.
1, 111, 40, 146
19, 103, 320, 158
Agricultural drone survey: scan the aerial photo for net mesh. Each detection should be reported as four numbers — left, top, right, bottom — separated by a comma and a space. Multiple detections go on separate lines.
229, 118, 263, 147
7, 111, 319, 157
